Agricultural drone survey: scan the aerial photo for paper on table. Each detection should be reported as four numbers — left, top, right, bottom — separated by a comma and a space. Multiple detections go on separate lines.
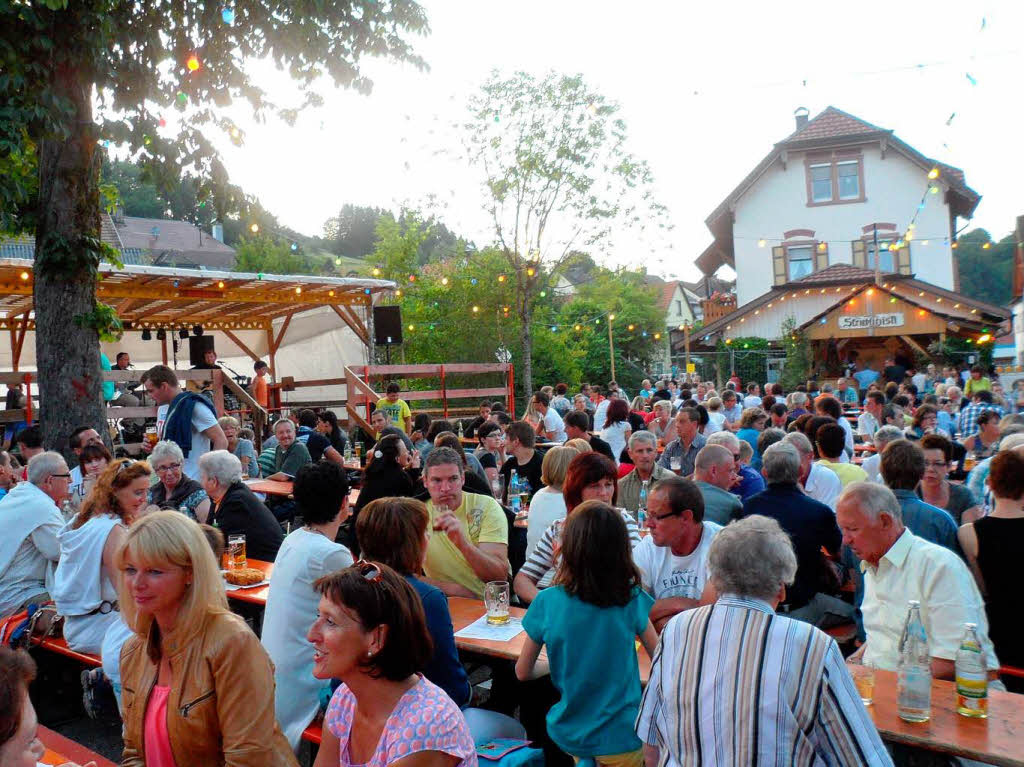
454, 614, 524, 642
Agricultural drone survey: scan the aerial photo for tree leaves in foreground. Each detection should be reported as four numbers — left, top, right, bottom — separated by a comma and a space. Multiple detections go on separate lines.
0, 0, 428, 452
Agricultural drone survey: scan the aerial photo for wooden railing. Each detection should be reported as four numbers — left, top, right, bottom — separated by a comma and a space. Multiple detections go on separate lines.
702, 296, 737, 324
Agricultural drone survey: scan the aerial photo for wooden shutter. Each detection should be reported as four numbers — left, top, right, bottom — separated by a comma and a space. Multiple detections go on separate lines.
851, 239, 867, 269
772, 246, 787, 285
814, 242, 829, 272
896, 244, 912, 275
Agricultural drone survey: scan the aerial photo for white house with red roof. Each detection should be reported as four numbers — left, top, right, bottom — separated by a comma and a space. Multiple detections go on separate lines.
680, 107, 1008, 371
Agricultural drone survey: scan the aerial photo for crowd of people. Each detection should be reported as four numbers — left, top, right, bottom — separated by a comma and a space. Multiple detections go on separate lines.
0, 357, 1022, 766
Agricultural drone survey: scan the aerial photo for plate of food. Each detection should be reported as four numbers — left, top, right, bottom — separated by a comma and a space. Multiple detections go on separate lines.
222, 567, 269, 590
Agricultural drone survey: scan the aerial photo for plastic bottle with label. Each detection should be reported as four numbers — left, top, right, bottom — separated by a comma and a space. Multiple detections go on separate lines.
955, 622, 988, 718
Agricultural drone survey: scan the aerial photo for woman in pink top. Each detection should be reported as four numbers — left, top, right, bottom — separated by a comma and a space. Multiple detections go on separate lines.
310, 562, 477, 767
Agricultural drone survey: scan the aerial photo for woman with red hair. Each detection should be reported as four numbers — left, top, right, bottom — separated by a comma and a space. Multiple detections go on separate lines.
513, 452, 640, 604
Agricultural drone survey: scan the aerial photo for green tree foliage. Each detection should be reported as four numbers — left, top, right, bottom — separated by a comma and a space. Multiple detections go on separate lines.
779, 317, 812, 390
460, 70, 668, 395
0, 0, 427, 451
233, 236, 309, 275
954, 228, 1016, 307
323, 204, 387, 258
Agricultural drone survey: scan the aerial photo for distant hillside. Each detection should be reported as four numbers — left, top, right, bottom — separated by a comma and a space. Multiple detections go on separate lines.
955, 228, 1015, 307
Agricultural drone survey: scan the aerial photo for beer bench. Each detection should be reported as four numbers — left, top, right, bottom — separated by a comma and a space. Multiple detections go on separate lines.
302, 722, 323, 745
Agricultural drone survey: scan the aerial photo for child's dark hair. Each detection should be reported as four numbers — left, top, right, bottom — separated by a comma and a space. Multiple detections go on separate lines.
553, 500, 641, 607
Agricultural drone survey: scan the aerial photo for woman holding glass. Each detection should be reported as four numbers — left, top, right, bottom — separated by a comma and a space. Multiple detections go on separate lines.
514, 451, 641, 604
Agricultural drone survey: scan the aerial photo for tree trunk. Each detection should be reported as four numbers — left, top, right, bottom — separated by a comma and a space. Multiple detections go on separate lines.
34, 62, 105, 459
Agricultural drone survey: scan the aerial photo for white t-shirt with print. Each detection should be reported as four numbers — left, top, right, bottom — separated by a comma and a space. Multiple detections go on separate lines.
632, 521, 722, 600
156, 401, 220, 480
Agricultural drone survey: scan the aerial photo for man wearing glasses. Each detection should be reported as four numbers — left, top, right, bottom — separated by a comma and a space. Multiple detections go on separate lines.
632, 476, 720, 632
0, 452, 72, 618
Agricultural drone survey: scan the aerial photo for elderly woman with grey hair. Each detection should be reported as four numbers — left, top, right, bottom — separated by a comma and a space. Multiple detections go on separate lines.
636, 515, 891, 766
147, 439, 211, 522
199, 450, 283, 561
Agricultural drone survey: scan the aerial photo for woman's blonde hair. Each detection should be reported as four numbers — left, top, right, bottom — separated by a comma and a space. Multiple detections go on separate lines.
540, 446, 576, 490
74, 459, 151, 529
116, 511, 229, 655
217, 415, 240, 431
564, 438, 592, 454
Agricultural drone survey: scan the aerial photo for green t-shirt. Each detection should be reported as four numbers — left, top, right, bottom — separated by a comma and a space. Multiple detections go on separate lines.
376, 398, 411, 432
522, 585, 653, 757
274, 441, 311, 477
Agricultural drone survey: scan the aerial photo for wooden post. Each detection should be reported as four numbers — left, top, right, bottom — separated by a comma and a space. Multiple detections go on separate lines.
608, 316, 616, 381
684, 323, 691, 374
266, 325, 276, 378
161, 334, 168, 365
212, 371, 226, 417
23, 373, 32, 424
441, 365, 447, 418
507, 365, 515, 414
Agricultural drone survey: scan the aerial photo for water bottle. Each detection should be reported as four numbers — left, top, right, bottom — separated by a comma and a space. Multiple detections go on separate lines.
458, 421, 464, 439
637, 480, 649, 528
508, 470, 521, 515
955, 622, 988, 718
344, 441, 352, 462
897, 600, 932, 722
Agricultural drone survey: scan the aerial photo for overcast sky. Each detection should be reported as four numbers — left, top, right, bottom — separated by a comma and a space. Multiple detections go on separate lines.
217, 0, 1023, 282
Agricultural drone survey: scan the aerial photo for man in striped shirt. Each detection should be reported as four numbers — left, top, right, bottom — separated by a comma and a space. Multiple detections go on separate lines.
636, 515, 891, 767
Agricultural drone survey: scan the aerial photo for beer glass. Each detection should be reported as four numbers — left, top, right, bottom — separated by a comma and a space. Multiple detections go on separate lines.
228, 534, 247, 569
484, 581, 510, 625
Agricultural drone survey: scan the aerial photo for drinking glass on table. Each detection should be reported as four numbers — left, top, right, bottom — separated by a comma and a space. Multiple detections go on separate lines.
850, 660, 876, 705
228, 534, 247, 569
484, 581, 510, 625
490, 475, 505, 504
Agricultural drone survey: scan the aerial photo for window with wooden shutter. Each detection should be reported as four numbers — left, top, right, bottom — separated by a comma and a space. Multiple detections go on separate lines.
852, 239, 867, 269
772, 246, 787, 285
896, 244, 912, 275
814, 242, 829, 272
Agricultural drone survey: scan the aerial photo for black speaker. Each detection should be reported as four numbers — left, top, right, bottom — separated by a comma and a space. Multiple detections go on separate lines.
188, 335, 216, 366
373, 305, 403, 345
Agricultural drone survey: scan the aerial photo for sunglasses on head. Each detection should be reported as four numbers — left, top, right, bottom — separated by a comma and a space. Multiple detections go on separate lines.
353, 559, 383, 584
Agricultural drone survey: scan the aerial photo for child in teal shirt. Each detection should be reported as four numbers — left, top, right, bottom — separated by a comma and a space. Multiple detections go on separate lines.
517, 500, 658, 767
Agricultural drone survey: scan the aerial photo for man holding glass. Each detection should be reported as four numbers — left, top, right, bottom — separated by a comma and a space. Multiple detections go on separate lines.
422, 447, 509, 599
657, 407, 706, 477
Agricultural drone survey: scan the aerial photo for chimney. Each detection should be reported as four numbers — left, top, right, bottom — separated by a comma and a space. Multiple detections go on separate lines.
794, 106, 810, 131
212, 221, 224, 243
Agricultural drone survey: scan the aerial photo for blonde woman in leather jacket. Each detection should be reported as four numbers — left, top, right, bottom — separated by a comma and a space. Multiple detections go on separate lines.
117, 511, 296, 766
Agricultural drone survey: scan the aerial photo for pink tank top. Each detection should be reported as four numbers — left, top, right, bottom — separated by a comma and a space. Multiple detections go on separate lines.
144, 685, 178, 767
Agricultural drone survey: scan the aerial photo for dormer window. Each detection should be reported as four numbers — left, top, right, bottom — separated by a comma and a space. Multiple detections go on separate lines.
805, 151, 865, 206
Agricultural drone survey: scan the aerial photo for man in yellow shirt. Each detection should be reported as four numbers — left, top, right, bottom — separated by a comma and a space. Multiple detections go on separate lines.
814, 422, 867, 488
375, 382, 412, 433
422, 447, 509, 598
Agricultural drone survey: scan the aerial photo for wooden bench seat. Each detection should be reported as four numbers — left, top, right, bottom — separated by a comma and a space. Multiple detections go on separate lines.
302, 722, 323, 745
34, 635, 102, 667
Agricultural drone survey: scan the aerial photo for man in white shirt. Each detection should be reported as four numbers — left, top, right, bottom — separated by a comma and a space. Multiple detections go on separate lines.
857, 391, 884, 444
741, 382, 762, 409
531, 391, 566, 443
784, 431, 841, 509
592, 390, 617, 432
141, 364, 227, 480
0, 452, 72, 616
633, 475, 720, 631
67, 425, 104, 494
837, 482, 1001, 681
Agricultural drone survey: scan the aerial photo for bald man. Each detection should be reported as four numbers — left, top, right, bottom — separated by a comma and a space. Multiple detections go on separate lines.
692, 444, 743, 525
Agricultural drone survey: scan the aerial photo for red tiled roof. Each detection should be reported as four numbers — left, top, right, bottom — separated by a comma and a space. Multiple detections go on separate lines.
795, 264, 880, 284
782, 107, 886, 143
657, 281, 679, 311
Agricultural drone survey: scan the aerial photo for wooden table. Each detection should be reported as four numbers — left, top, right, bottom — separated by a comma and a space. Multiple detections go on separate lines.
39, 725, 117, 767
856, 666, 1024, 766
244, 478, 293, 496
447, 596, 651, 685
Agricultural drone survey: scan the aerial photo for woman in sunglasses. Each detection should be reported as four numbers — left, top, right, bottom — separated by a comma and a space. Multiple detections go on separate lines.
309, 562, 476, 767
118, 511, 296, 766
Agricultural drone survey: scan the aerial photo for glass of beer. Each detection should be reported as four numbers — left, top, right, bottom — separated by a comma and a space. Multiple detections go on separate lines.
484, 581, 510, 625
228, 534, 247, 569
851, 661, 875, 705
670, 456, 682, 473
144, 426, 159, 448
354, 441, 363, 462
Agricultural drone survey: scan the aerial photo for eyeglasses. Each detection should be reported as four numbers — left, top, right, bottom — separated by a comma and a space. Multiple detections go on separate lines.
353, 559, 383, 583
649, 509, 682, 522
924, 461, 948, 469
154, 462, 182, 474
